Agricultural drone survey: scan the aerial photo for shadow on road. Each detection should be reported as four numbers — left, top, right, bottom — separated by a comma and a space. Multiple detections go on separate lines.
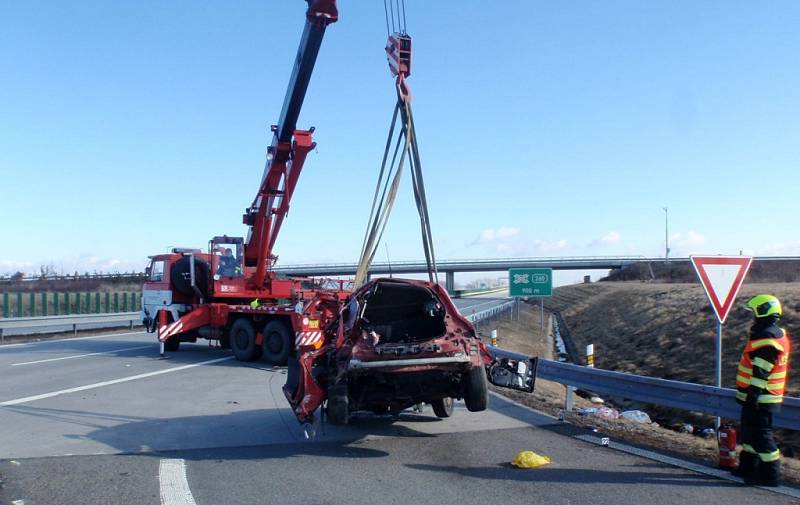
405, 463, 740, 488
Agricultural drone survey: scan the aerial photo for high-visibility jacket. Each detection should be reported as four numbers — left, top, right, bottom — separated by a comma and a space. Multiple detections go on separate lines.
736, 328, 791, 406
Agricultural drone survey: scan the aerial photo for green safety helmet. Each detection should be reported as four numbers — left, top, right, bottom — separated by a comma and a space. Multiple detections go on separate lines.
745, 294, 782, 318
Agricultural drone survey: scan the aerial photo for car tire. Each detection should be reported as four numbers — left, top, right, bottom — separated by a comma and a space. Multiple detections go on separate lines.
431, 397, 454, 418
463, 365, 489, 412
230, 319, 260, 362
327, 384, 349, 426
262, 320, 291, 365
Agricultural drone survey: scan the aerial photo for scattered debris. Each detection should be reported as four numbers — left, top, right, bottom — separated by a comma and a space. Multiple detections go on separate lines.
620, 410, 652, 424
511, 450, 551, 469
578, 407, 619, 420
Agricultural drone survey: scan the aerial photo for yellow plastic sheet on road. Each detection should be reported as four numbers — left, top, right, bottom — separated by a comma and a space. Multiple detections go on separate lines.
511, 450, 551, 469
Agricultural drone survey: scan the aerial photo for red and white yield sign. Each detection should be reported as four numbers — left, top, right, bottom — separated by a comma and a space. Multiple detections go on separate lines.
690, 255, 753, 323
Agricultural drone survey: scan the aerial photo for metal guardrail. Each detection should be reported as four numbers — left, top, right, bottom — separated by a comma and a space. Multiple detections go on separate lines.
488, 346, 800, 431
464, 300, 516, 324
0, 312, 142, 341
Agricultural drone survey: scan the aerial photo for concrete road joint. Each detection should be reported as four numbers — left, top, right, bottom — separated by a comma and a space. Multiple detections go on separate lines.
159, 459, 197, 505
0, 356, 235, 406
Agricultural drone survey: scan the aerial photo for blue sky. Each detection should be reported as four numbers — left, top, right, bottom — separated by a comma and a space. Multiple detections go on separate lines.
2, 1, 799, 285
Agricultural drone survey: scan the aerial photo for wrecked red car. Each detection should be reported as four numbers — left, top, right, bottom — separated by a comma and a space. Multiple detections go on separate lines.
283, 277, 535, 425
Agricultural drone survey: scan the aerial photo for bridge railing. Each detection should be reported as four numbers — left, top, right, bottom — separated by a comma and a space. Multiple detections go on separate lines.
489, 346, 800, 431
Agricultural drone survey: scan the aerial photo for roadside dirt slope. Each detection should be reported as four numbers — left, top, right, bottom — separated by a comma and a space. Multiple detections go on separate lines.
544, 282, 799, 396
486, 299, 800, 486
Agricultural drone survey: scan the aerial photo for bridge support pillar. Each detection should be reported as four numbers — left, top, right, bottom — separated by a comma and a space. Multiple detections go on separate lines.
445, 271, 455, 295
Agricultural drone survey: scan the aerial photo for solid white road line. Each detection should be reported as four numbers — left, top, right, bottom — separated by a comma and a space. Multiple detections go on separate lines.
159, 459, 197, 505
9, 345, 153, 366
0, 356, 234, 406
0, 331, 147, 350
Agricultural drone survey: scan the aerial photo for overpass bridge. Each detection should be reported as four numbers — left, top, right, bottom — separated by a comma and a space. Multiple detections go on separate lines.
273, 255, 799, 293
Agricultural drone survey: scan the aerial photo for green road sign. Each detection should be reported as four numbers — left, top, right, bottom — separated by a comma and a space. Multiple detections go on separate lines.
509, 268, 552, 297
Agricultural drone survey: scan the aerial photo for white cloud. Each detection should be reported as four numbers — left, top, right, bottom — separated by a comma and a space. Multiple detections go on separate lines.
668, 231, 706, 256
588, 231, 622, 247
0, 256, 143, 277
530, 239, 569, 254
470, 226, 520, 245
743, 241, 800, 257
602, 231, 621, 244
0, 260, 34, 274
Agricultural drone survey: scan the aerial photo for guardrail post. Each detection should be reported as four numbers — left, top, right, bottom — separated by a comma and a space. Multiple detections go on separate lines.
42, 292, 47, 317
73, 323, 77, 336
3, 292, 8, 318
105, 292, 110, 313
113, 292, 119, 313
565, 385, 576, 412
95, 293, 100, 314
0, 327, 3, 343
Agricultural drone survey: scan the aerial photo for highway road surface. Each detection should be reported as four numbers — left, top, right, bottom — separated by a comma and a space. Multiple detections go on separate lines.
0, 328, 798, 504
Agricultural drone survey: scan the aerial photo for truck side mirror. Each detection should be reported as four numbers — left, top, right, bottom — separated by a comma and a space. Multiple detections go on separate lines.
145, 266, 152, 278
487, 357, 537, 393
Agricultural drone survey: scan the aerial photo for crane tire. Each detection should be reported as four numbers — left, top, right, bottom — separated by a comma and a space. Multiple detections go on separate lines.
230, 319, 260, 362
262, 320, 292, 365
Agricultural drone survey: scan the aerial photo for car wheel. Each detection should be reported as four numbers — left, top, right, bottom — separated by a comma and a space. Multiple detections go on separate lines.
262, 320, 291, 365
327, 384, 349, 425
230, 319, 259, 361
431, 397, 454, 418
463, 366, 489, 412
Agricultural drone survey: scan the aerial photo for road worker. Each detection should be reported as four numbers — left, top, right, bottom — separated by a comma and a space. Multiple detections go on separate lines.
734, 294, 791, 486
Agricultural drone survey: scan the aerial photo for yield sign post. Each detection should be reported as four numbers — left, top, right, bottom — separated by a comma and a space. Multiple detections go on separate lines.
690, 255, 753, 429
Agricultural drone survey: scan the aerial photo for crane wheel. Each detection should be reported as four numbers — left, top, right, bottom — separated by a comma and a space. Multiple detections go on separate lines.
230, 319, 261, 362
261, 320, 292, 365
164, 336, 180, 352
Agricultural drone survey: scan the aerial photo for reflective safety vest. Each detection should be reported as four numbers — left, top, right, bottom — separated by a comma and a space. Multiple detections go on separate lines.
736, 329, 791, 405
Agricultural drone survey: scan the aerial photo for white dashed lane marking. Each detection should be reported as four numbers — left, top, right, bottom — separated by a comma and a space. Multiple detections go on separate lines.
159, 459, 197, 505
0, 356, 234, 406
10, 345, 153, 366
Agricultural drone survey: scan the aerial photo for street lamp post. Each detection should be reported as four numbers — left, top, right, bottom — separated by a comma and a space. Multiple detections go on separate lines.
663, 206, 670, 263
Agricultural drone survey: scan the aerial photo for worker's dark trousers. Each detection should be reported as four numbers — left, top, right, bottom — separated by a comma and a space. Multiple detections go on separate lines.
739, 406, 780, 483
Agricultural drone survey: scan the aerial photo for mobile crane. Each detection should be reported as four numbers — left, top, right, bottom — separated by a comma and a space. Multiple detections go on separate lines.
142, 2, 536, 429
141, 0, 347, 365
